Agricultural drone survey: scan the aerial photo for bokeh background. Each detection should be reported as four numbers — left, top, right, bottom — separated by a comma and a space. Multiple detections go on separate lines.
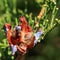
0, 0, 60, 60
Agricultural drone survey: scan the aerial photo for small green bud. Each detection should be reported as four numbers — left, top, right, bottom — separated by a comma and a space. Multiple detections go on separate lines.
56, 8, 59, 10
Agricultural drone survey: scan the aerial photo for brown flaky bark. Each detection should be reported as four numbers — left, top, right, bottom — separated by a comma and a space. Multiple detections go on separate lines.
37, 8, 45, 19
15, 54, 25, 60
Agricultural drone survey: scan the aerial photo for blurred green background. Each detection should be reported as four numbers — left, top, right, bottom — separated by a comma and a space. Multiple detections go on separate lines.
0, 0, 60, 60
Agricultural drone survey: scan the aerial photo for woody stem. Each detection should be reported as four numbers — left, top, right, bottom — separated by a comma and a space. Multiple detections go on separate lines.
15, 55, 25, 60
